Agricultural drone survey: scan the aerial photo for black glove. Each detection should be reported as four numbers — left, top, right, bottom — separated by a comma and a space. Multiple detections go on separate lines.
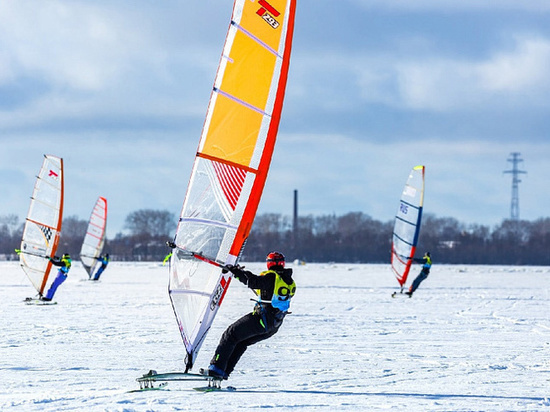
226, 264, 248, 283
221, 264, 242, 274
225, 264, 242, 275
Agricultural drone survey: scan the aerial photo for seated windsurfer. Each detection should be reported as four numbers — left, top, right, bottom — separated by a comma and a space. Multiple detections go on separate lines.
91, 254, 110, 281
41, 253, 72, 301
405, 252, 432, 297
205, 251, 296, 380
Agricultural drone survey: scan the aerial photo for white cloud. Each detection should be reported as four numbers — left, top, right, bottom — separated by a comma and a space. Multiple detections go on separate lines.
0, 1, 222, 128
394, 60, 477, 111
349, 0, 550, 12
405, 36, 550, 111
348, 35, 550, 112
0, 2, 129, 91
477, 37, 550, 93
290, 31, 550, 114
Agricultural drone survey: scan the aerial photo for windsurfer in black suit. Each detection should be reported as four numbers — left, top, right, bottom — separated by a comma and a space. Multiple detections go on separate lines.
206, 251, 296, 380
405, 252, 432, 297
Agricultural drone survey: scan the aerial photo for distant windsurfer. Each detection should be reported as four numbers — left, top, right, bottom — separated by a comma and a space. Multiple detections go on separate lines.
205, 251, 296, 380
405, 252, 432, 297
42, 253, 72, 301
91, 254, 109, 281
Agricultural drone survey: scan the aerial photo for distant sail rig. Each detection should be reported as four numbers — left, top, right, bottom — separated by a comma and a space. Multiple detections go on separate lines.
19, 155, 64, 297
80, 196, 108, 278
391, 165, 425, 288
169, 0, 296, 371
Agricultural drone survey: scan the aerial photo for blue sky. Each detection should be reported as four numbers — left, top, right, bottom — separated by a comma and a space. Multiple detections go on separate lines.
1, 0, 549, 238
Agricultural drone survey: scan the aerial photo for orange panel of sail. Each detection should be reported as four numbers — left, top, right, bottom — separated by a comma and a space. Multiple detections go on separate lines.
200, 93, 264, 166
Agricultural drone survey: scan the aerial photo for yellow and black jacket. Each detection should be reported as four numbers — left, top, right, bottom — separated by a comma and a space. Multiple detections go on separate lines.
231, 266, 296, 330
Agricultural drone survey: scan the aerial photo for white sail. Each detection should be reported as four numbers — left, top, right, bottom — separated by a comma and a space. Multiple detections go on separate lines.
80, 197, 107, 277
391, 165, 425, 287
19, 155, 64, 296
169, 0, 296, 371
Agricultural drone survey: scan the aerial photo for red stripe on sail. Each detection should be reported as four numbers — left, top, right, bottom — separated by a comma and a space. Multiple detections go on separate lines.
212, 161, 246, 210
218, 276, 232, 307
258, 0, 280, 17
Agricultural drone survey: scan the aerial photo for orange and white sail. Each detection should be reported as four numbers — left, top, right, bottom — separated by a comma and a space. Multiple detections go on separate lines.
391, 165, 425, 287
80, 196, 107, 278
19, 155, 64, 296
169, 0, 296, 371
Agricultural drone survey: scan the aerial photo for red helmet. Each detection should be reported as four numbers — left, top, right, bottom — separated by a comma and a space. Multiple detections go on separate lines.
266, 251, 285, 269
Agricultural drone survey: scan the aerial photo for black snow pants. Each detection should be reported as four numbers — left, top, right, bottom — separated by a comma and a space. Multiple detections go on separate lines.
210, 310, 282, 377
410, 269, 429, 293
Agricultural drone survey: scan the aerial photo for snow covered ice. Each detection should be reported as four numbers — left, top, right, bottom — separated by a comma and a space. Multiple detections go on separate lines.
1, 261, 549, 411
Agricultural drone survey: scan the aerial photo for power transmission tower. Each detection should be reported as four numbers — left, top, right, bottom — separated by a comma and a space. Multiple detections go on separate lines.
503, 152, 527, 221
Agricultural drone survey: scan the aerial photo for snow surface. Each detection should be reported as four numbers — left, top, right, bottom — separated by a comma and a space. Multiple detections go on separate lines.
1, 261, 549, 411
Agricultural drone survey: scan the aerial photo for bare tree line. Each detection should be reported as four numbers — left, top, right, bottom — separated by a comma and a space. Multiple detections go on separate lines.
245, 213, 550, 265
2, 210, 549, 265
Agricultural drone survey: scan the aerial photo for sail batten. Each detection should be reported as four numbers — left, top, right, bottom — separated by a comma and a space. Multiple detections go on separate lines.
169, 289, 212, 297
214, 88, 269, 115
25, 218, 57, 230
391, 165, 425, 287
170, 0, 295, 371
179, 217, 238, 230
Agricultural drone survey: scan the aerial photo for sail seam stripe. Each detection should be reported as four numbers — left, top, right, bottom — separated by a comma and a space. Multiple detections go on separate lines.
21, 240, 46, 249
37, 175, 61, 191
197, 152, 258, 174
30, 196, 58, 210
395, 215, 417, 226
169, 289, 211, 297
179, 217, 238, 230
26, 218, 57, 231
394, 233, 414, 247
